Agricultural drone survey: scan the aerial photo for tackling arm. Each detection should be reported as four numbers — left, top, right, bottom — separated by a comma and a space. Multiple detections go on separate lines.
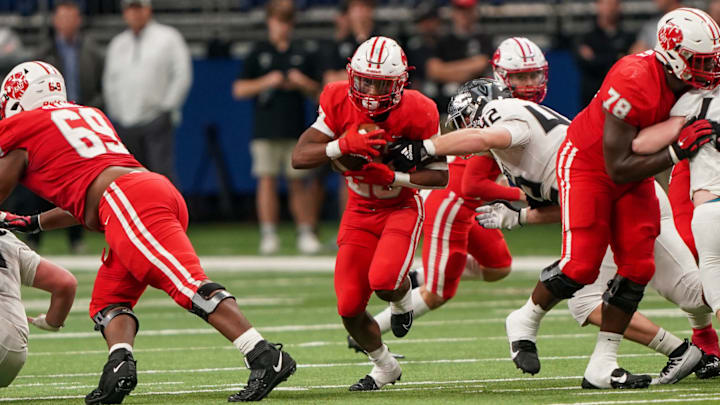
429, 126, 512, 156
603, 111, 676, 183
632, 116, 685, 155
291, 127, 333, 169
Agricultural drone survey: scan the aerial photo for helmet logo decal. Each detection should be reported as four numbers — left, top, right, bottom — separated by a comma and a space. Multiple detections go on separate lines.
4, 71, 28, 101
659, 22, 683, 51
492, 49, 501, 66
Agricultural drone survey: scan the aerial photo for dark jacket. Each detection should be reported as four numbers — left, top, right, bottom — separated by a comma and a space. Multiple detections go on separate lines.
36, 34, 104, 108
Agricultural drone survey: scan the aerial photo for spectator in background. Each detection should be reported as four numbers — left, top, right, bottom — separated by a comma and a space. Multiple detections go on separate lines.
426, 0, 493, 118
575, 0, 634, 106
323, 0, 377, 84
629, 0, 682, 53
233, 0, 322, 255
103, 0, 192, 183
709, 0, 720, 24
405, 1, 442, 100
25, 0, 106, 253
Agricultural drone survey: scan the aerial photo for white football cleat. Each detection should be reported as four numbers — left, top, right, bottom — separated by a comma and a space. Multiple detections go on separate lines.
654, 340, 703, 385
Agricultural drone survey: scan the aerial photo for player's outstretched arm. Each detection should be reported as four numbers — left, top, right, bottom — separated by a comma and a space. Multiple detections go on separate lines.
475, 202, 560, 229
429, 126, 512, 157
29, 259, 77, 331
38, 208, 80, 231
400, 166, 448, 189
632, 116, 685, 155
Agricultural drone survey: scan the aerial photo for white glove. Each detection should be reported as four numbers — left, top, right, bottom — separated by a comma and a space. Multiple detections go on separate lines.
28, 314, 62, 332
475, 200, 528, 230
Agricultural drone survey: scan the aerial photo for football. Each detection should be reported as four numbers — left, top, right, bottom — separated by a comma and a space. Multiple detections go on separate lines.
330, 123, 386, 172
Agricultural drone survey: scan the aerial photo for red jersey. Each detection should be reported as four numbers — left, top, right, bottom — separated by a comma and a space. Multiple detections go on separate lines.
567, 51, 677, 164
445, 155, 522, 210
0, 103, 142, 225
312, 82, 440, 209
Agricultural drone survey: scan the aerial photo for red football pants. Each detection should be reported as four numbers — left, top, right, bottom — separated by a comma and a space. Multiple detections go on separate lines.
422, 190, 512, 299
556, 139, 660, 286
89, 172, 207, 317
334, 195, 423, 317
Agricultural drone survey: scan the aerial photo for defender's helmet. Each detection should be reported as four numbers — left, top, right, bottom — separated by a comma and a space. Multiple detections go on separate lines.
447, 78, 513, 130
347, 36, 409, 116
491, 37, 548, 103
654, 8, 720, 90
0, 61, 66, 120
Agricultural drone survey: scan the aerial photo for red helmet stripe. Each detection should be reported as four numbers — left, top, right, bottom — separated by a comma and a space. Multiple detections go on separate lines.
368, 37, 380, 68
377, 39, 387, 69
680, 8, 720, 40
512, 37, 528, 61
33, 61, 50, 74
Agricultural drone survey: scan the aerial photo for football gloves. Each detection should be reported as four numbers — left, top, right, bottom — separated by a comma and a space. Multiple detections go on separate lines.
344, 162, 396, 186
475, 200, 527, 230
669, 118, 716, 163
0, 211, 41, 233
339, 125, 387, 161
387, 139, 434, 172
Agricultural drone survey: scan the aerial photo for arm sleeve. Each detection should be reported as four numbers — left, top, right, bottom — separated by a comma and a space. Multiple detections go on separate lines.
160, 29, 193, 113
18, 244, 40, 287
462, 156, 523, 201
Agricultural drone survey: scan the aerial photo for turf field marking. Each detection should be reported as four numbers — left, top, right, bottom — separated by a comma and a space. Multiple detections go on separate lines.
550, 396, 720, 405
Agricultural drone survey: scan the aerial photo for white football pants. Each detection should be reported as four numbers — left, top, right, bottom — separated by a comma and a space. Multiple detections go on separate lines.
693, 201, 720, 314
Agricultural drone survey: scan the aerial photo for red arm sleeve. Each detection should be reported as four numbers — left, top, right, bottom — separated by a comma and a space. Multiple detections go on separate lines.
461, 156, 523, 201
668, 161, 698, 261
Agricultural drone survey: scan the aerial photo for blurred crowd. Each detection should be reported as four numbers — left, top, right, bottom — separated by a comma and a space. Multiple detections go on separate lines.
0, 0, 715, 254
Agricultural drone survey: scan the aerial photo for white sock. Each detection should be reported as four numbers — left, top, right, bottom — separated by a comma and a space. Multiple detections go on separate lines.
367, 344, 393, 368
375, 287, 432, 334
390, 286, 413, 314
109, 343, 133, 355
584, 331, 622, 387
260, 223, 276, 237
374, 307, 392, 334
410, 287, 430, 318
648, 328, 684, 357
687, 312, 713, 330
506, 298, 547, 342
233, 327, 264, 356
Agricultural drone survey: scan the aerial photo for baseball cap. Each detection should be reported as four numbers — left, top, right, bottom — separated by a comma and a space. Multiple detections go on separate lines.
122, 0, 151, 8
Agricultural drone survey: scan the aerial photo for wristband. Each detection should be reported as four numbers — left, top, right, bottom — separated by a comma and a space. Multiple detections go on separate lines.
519, 208, 529, 226
422, 139, 437, 156
667, 145, 680, 164
35, 214, 43, 232
391, 172, 412, 187
326, 140, 342, 159
32, 314, 62, 332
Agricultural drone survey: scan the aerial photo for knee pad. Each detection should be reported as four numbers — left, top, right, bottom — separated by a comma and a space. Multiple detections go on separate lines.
602, 275, 646, 315
92, 304, 139, 338
189, 282, 235, 322
540, 260, 584, 299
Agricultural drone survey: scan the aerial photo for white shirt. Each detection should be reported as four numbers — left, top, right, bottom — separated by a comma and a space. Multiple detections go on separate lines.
0, 231, 41, 350
669, 87, 720, 196
478, 98, 569, 204
103, 21, 192, 127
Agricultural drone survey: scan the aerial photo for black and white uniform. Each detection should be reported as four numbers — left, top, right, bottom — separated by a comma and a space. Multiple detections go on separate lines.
671, 87, 720, 314
0, 230, 41, 387
476, 97, 709, 325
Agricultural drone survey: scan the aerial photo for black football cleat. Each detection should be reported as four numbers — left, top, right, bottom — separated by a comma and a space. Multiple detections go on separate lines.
349, 371, 401, 391
695, 353, 720, 379
85, 349, 137, 405
581, 368, 651, 389
510, 340, 540, 375
228, 340, 296, 402
347, 335, 405, 359
390, 310, 413, 338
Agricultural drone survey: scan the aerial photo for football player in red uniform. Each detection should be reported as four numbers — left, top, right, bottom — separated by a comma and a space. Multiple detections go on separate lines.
0, 61, 296, 404
503, 8, 720, 389
292, 36, 448, 390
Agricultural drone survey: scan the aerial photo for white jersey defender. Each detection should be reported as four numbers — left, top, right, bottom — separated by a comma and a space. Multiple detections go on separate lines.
477, 97, 568, 205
